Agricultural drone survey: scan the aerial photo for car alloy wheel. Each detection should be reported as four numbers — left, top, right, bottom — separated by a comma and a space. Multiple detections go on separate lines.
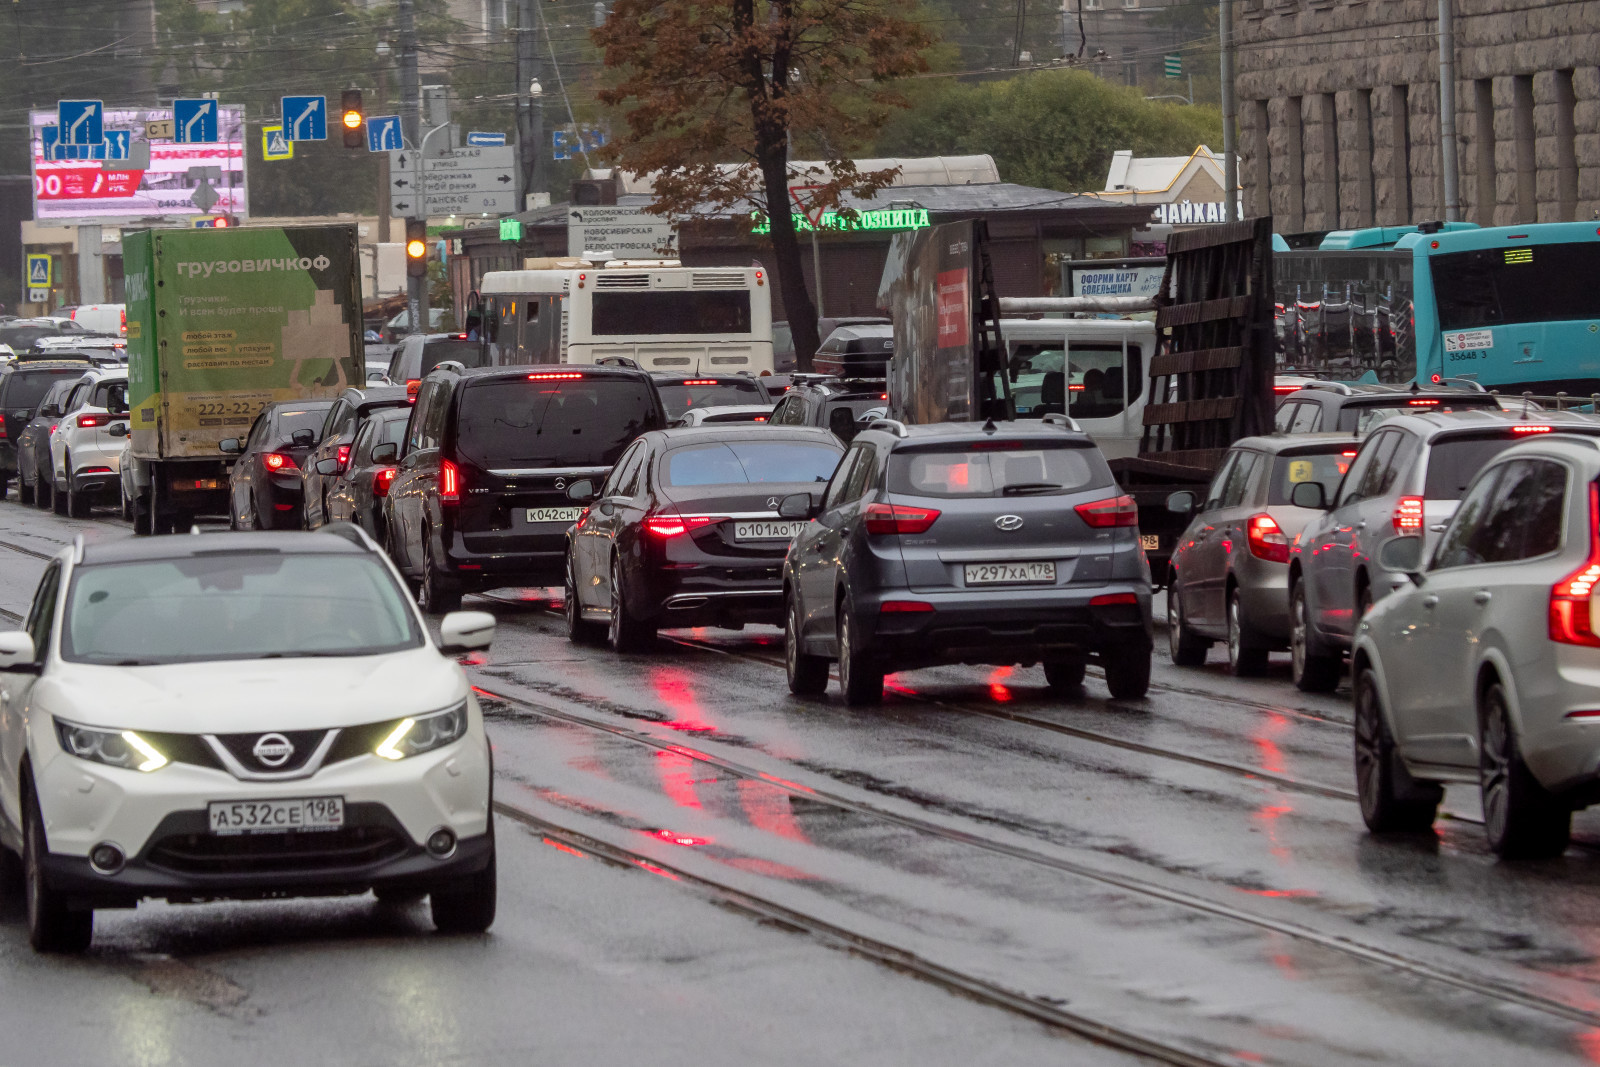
1353, 667, 1439, 833
1226, 591, 1267, 677
836, 602, 883, 706
1290, 582, 1340, 693
1480, 682, 1570, 859
785, 592, 828, 696
607, 558, 654, 653
565, 553, 603, 644
1166, 580, 1208, 667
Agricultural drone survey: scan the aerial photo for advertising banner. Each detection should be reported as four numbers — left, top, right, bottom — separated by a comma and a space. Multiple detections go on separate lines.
125, 226, 361, 459
30, 107, 247, 224
888, 220, 978, 424
1071, 265, 1165, 299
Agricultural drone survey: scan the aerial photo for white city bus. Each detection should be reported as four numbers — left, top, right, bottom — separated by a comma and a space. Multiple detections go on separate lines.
473, 261, 775, 376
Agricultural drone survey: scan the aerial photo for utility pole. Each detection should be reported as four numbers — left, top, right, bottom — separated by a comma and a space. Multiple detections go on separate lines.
376, 47, 391, 245
399, 0, 424, 333
1438, 0, 1461, 221
516, 0, 544, 204
1219, 0, 1238, 222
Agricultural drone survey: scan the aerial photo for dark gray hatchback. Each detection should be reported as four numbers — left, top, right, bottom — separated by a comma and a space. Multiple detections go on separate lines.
780, 418, 1153, 705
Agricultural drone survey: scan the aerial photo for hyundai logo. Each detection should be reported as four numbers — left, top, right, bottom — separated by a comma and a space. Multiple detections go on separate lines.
252, 733, 295, 768
994, 514, 1024, 532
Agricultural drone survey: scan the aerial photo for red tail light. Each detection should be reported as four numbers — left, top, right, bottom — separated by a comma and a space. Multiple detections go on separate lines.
76, 413, 104, 428
528, 372, 583, 380
0, 414, 8, 440
406, 379, 420, 401
682, 379, 718, 386
880, 600, 934, 613
120, 307, 126, 334
1246, 513, 1290, 563
1075, 494, 1139, 528
1392, 495, 1424, 534
1090, 592, 1139, 606
1510, 425, 1553, 434
337, 443, 351, 468
262, 452, 296, 471
1551, 483, 1600, 647
1407, 398, 1440, 406
373, 467, 397, 498
645, 513, 723, 538
864, 502, 940, 535
439, 458, 460, 503
1272, 384, 1299, 394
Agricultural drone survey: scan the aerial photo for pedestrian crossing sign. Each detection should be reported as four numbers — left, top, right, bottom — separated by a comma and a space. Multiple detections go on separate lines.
26, 254, 50, 287
262, 124, 293, 161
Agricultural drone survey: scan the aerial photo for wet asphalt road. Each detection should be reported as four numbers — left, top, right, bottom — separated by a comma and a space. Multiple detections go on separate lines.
0, 502, 1599, 1064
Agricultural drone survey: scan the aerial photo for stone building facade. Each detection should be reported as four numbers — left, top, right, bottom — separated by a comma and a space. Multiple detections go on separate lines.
1236, 0, 1600, 232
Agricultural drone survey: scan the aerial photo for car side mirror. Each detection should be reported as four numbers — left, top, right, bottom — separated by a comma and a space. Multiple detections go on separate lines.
439, 610, 496, 654
777, 492, 818, 520
1379, 536, 1425, 585
219, 437, 243, 454
0, 631, 39, 674
370, 442, 398, 463
291, 428, 316, 447
314, 457, 339, 476
1290, 480, 1328, 510
565, 477, 597, 502
107, 422, 129, 438
1166, 490, 1195, 515
39, 404, 60, 418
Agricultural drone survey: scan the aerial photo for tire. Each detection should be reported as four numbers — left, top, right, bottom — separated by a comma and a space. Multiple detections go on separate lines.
836, 600, 883, 706
606, 557, 655, 653
51, 474, 68, 516
24, 785, 92, 953
1226, 588, 1269, 677
785, 591, 828, 696
1353, 667, 1441, 833
420, 535, 463, 615
120, 484, 132, 522
430, 849, 497, 934
1290, 580, 1341, 693
564, 552, 604, 644
1166, 582, 1209, 667
132, 488, 152, 536
34, 465, 52, 511
1480, 681, 1571, 859
66, 471, 90, 518
17, 473, 33, 506
1102, 643, 1152, 700
1043, 655, 1087, 693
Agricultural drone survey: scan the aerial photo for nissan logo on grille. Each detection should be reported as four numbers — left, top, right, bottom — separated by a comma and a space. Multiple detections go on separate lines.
994, 514, 1024, 532
252, 733, 295, 768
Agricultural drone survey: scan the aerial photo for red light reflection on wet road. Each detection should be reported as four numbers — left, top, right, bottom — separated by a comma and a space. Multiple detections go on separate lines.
654, 749, 705, 811
988, 666, 1014, 703
651, 666, 722, 736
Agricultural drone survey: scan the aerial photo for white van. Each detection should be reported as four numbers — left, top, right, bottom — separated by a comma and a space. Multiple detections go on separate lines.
1001, 318, 1157, 461
66, 304, 125, 336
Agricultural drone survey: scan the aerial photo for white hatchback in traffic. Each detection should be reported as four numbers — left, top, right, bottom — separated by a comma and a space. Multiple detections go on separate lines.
0, 525, 497, 951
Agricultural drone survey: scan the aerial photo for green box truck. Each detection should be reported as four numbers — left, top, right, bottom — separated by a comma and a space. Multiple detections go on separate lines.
122, 224, 364, 533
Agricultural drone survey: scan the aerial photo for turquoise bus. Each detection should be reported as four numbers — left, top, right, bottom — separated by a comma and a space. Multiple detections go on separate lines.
1274, 221, 1600, 395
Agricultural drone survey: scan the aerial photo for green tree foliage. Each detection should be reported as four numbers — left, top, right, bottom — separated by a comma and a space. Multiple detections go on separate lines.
875, 69, 1222, 193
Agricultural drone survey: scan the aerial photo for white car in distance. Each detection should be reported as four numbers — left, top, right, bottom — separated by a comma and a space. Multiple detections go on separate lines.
0, 525, 497, 952
48, 370, 128, 518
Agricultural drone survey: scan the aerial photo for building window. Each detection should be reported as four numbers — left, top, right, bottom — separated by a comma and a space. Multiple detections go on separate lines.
1473, 79, 1495, 225
1555, 70, 1578, 222
1512, 74, 1536, 223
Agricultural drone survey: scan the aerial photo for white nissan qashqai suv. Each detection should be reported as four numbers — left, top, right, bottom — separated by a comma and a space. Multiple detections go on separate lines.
0, 524, 497, 952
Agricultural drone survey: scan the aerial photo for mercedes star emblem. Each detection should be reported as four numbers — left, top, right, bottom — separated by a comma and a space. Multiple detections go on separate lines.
766, 496, 780, 510
554, 478, 567, 490
994, 514, 1024, 532
252, 733, 295, 768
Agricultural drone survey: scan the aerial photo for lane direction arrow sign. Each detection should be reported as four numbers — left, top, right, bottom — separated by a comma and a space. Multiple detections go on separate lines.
367, 116, 403, 152
174, 99, 218, 143
281, 95, 327, 141
58, 100, 103, 146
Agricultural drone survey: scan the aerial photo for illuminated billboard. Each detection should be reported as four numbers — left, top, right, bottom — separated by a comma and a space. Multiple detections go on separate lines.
29, 107, 248, 224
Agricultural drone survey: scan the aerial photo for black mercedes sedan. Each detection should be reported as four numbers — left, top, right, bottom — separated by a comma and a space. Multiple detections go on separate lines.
564, 425, 843, 651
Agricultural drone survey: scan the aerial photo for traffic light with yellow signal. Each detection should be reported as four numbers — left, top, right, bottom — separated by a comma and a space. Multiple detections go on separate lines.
406, 220, 428, 278
340, 89, 364, 149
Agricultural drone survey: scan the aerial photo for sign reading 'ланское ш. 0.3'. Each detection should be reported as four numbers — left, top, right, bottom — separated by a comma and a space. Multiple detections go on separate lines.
29, 107, 247, 224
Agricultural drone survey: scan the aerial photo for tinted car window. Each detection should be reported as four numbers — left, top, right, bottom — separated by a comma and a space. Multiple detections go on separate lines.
1288, 402, 1321, 433
1341, 431, 1399, 506
1462, 459, 1567, 564
890, 444, 1111, 498
4, 368, 86, 410
1268, 448, 1356, 505
1423, 434, 1537, 501
1432, 465, 1505, 569
0, 325, 58, 349
663, 442, 839, 487
91, 380, 127, 412
1218, 451, 1260, 508
455, 378, 660, 468
1377, 431, 1419, 494
274, 407, 330, 443
420, 340, 487, 377
657, 380, 764, 417
822, 447, 864, 510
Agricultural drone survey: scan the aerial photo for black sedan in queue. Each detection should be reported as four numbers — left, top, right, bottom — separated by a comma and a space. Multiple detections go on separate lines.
222, 400, 334, 530
653, 375, 770, 422
319, 406, 411, 540
565, 425, 843, 651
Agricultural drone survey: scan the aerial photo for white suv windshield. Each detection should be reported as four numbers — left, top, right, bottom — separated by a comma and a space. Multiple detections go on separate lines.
60, 552, 423, 665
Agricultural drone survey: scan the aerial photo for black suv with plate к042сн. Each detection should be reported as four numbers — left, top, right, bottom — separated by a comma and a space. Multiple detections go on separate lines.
385, 364, 666, 612
780, 418, 1153, 706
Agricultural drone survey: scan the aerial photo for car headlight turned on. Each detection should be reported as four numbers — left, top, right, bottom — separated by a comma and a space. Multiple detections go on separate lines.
54, 718, 168, 772
374, 701, 468, 760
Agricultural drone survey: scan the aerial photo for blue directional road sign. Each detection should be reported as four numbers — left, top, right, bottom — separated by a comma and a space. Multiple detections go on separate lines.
174, 99, 219, 144
43, 127, 132, 162
367, 116, 403, 153
281, 95, 327, 142
40, 126, 66, 161
58, 100, 103, 146
467, 131, 506, 147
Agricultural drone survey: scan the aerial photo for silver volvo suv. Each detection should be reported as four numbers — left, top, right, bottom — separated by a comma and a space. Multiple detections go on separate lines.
1353, 432, 1600, 858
